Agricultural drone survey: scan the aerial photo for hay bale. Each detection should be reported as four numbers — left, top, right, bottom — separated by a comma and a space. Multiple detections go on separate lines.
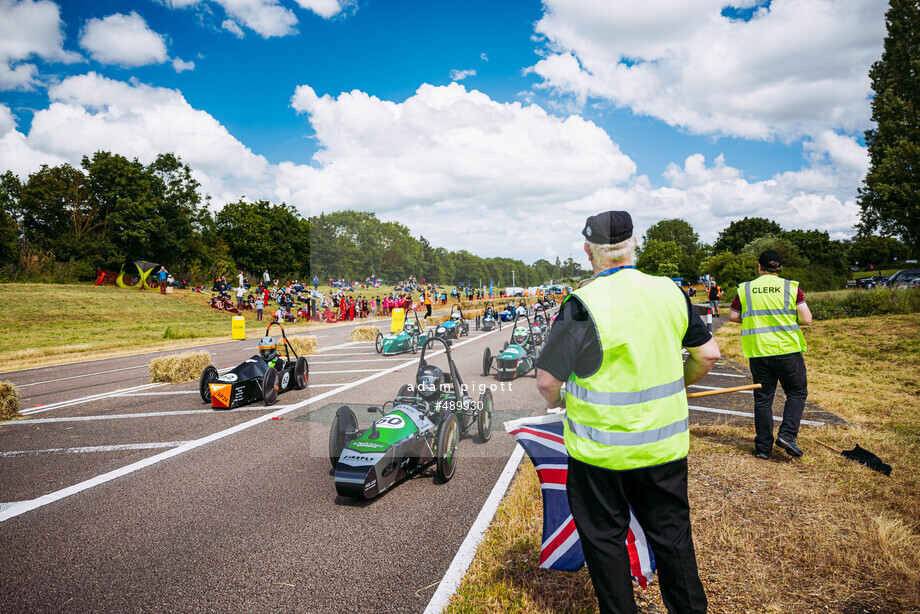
351, 326, 381, 342
0, 381, 21, 422
288, 335, 318, 356
149, 351, 213, 383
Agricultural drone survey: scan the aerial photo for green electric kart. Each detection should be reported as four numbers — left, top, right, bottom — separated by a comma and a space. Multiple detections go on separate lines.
329, 337, 494, 499
375, 309, 434, 355
482, 315, 540, 381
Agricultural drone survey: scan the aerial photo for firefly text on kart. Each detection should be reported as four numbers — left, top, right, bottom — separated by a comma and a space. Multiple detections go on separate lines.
434, 304, 470, 342
375, 308, 435, 355
328, 337, 494, 499
198, 322, 308, 408
474, 302, 502, 332
482, 314, 543, 381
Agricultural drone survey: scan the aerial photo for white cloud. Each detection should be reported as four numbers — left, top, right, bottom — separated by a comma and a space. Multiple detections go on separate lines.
449, 68, 476, 81
79, 12, 168, 67
0, 0, 80, 90
480, 53, 489, 62
531, 0, 887, 141
172, 57, 195, 72
221, 19, 244, 38
291, 0, 345, 19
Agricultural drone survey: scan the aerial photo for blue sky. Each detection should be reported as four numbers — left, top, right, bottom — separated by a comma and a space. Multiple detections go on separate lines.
0, 0, 888, 264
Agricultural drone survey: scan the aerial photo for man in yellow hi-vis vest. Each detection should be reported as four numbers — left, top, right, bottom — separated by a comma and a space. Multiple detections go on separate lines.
729, 250, 812, 459
536, 211, 720, 614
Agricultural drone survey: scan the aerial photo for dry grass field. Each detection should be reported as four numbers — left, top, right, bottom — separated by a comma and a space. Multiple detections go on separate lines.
447, 314, 920, 613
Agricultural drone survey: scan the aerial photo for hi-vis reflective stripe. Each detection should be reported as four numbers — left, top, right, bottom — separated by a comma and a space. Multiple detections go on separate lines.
566, 415, 689, 446
566, 377, 684, 406
741, 324, 801, 336
742, 279, 796, 317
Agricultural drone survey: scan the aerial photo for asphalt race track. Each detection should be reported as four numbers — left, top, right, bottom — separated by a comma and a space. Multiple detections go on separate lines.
0, 313, 841, 612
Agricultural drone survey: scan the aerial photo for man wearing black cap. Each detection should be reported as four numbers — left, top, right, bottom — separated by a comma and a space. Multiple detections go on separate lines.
536, 211, 720, 614
729, 250, 812, 459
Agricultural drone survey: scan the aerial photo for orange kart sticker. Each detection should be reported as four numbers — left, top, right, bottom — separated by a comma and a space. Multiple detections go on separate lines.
210, 383, 232, 408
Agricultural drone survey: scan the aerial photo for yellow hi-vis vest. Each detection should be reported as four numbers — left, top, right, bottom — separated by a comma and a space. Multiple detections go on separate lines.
738, 275, 806, 358
563, 269, 690, 471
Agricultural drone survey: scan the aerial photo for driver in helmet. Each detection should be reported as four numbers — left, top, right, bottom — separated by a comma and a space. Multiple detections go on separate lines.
513, 326, 532, 350
416, 364, 445, 402
259, 336, 285, 370
450, 311, 462, 322
404, 318, 418, 334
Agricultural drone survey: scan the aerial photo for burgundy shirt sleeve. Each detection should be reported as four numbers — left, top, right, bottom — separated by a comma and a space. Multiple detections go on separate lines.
730, 296, 741, 312
796, 288, 805, 304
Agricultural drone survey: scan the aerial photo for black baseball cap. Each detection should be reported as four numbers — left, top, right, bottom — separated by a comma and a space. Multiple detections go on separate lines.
759, 250, 783, 268
582, 211, 633, 245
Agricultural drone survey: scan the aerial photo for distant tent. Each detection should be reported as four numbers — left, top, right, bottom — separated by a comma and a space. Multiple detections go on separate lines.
116, 261, 160, 289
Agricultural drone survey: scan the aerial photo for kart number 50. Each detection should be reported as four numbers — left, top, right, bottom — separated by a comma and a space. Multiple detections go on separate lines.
375, 415, 405, 429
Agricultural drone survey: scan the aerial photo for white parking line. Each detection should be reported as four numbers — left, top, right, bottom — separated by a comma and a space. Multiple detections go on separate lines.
689, 404, 824, 426
15, 364, 150, 388
1, 441, 190, 458
0, 327, 503, 523
21, 383, 166, 415
10, 406, 283, 424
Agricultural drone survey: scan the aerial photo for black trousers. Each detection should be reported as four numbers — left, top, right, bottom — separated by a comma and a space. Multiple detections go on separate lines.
567, 457, 707, 614
749, 352, 807, 454
425, 303, 432, 318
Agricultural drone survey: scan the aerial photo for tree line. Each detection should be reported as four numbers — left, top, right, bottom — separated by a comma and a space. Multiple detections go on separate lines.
0, 151, 586, 286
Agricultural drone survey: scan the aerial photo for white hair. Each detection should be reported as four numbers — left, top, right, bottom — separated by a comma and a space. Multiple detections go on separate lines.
585, 237, 636, 268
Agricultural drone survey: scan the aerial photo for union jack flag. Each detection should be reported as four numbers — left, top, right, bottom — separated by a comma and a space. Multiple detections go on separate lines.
504, 412, 656, 587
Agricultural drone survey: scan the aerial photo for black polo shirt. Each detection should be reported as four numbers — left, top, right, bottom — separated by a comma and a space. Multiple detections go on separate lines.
536, 289, 711, 382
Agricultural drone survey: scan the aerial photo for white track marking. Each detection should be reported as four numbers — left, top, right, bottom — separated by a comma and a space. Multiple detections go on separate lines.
707, 371, 748, 378
424, 445, 525, 614
307, 383, 354, 388
0, 328, 503, 523
310, 369, 394, 374
117, 391, 199, 396
14, 365, 150, 388
308, 358, 406, 364
10, 406, 283, 424
1, 441, 190, 458
688, 404, 824, 426
0, 502, 24, 513
21, 384, 166, 415
313, 352, 379, 356
688, 385, 754, 394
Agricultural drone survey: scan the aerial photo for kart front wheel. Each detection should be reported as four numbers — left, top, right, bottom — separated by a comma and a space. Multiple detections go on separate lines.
503, 341, 509, 351
482, 347, 492, 376
435, 413, 460, 483
397, 384, 414, 401
294, 356, 308, 390
329, 405, 358, 469
375, 332, 383, 354
477, 389, 493, 443
475, 316, 480, 331
262, 367, 279, 406
409, 334, 419, 354
199, 365, 218, 403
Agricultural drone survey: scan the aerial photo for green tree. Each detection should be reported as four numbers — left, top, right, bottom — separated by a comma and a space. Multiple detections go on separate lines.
216, 199, 309, 278
0, 171, 21, 266
850, 234, 908, 268
702, 251, 757, 288
637, 239, 682, 278
642, 218, 701, 279
713, 217, 783, 254
781, 229, 848, 276
858, 0, 920, 252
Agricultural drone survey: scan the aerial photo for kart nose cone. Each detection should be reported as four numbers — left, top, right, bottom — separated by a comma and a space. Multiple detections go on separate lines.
210, 383, 232, 408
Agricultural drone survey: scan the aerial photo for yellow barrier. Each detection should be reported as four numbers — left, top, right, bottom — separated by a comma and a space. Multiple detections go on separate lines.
231, 315, 246, 340
390, 308, 404, 332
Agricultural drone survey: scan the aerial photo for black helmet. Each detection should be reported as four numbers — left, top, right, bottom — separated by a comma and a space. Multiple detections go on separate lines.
416, 364, 444, 399
259, 336, 278, 362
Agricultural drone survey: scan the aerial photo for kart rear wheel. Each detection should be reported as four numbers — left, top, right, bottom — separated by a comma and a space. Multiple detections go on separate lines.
435, 413, 460, 482
482, 347, 492, 376
409, 334, 419, 354
262, 367, 279, 406
294, 356, 308, 390
199, 366, 218, 403
477, 389, 493, 443
375, 332, 383, 354
329, 405, 358, 469
475, 316, 480, 331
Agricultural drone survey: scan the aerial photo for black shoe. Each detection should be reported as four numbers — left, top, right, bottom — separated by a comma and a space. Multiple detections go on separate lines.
755, 451, 769, 460
776, 436, 803, 457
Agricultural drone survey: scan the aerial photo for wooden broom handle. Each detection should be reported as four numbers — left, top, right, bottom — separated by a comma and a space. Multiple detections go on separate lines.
686, 383, 762, 398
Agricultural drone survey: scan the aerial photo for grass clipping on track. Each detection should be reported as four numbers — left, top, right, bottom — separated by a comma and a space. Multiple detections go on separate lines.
0, 381, 20, 421
446, 314, 920, 614
287, 335, 318, 356
350, 326, 380, 342
149, 351, 213, 383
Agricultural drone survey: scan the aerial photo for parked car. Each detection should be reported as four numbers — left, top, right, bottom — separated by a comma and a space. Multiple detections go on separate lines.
884, 269, 920, 288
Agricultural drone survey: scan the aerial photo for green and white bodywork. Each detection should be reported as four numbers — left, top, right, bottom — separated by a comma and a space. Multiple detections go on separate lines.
482, 315, 540, 381
375, 310, 433, 355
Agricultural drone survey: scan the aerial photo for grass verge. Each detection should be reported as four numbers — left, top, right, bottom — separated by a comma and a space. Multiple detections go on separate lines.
446, 314, 920, 613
